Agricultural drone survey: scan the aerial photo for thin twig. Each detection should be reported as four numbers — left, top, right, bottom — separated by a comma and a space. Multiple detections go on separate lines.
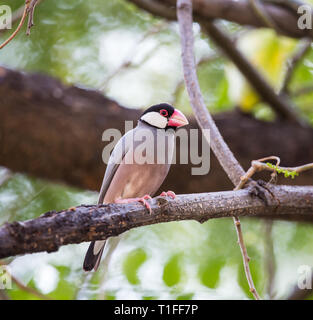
232, 216, 260, 299
237, 156, 313, 190
233, 174, 263, 300
281, 39, 312, 94
231, 154, 313, 300
0, 3, 29, 50
26, 0, 40, 36
255, 158, 313, 176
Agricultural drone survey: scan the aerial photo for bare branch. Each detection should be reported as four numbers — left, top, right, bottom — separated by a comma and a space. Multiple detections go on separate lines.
26, 0, 40, 36
176, 0, 245, 186
129, 0, 313, 39
0, 185, 313, 259
232, 215, 260, 299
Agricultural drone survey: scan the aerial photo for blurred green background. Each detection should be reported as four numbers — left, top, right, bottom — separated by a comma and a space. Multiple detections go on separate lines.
1, 0, 313, 300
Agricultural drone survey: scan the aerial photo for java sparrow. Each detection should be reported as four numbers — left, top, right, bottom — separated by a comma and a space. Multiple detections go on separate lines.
83, 103, 189, 272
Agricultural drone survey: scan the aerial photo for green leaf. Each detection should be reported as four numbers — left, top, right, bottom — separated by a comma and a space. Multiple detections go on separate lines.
163, 254, 182, 287
123, 248, 147, 285
199, 258, 225, 289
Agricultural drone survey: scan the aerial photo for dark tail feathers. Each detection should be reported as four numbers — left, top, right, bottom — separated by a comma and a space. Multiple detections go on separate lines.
83, 241, 105, 271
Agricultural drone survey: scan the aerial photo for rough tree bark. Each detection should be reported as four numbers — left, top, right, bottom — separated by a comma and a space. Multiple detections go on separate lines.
0, 66, 312, 194
0, 184, 313, 259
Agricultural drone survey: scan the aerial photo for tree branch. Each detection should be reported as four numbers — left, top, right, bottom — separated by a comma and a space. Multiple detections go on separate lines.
176, 0, 245, 186
177, 0, 261, 298
281, 38, 312, 94
0, 185, 313, 259
129, 0, 313, 39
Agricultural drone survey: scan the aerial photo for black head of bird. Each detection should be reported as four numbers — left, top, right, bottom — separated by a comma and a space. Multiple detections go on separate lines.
139, 103, 189, 130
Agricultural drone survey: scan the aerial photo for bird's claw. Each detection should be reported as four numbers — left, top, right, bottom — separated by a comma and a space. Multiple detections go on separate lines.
115, 195, 152, 214
159, 190, 176, 199
138, 196, 152, 214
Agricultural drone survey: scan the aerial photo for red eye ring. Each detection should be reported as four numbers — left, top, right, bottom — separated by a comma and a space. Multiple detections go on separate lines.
160, 109, 168, 117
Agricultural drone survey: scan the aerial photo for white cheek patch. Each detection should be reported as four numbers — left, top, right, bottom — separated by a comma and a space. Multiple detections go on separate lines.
140, 112, 167, 129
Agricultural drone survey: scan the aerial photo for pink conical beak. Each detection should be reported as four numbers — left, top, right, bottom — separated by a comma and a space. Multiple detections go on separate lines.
168, 109, 189, 128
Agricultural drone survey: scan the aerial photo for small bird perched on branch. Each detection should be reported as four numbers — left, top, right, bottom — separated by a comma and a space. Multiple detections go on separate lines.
83, 103, 189, 272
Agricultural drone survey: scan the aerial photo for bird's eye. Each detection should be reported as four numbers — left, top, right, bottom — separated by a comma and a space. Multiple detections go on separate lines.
160, 109, 168, 117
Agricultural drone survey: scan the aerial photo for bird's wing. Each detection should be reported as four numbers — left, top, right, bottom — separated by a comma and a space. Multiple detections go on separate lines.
97, 129, 134, 204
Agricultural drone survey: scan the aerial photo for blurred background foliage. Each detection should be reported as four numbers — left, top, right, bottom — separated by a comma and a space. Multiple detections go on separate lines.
0, 0, 313, 300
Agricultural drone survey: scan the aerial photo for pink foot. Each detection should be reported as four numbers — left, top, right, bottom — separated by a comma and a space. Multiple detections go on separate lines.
115, 195, 152, 214
159, 191, 176, 199
138, 197, 152, 214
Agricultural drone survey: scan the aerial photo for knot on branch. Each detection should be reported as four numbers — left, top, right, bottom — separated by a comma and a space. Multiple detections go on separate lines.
248, 180, 278, 207
156, 196, 170, 207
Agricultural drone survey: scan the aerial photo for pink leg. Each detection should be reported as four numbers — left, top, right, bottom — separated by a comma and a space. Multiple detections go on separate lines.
115, 195, 152, 214
159, 190, 176, 199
